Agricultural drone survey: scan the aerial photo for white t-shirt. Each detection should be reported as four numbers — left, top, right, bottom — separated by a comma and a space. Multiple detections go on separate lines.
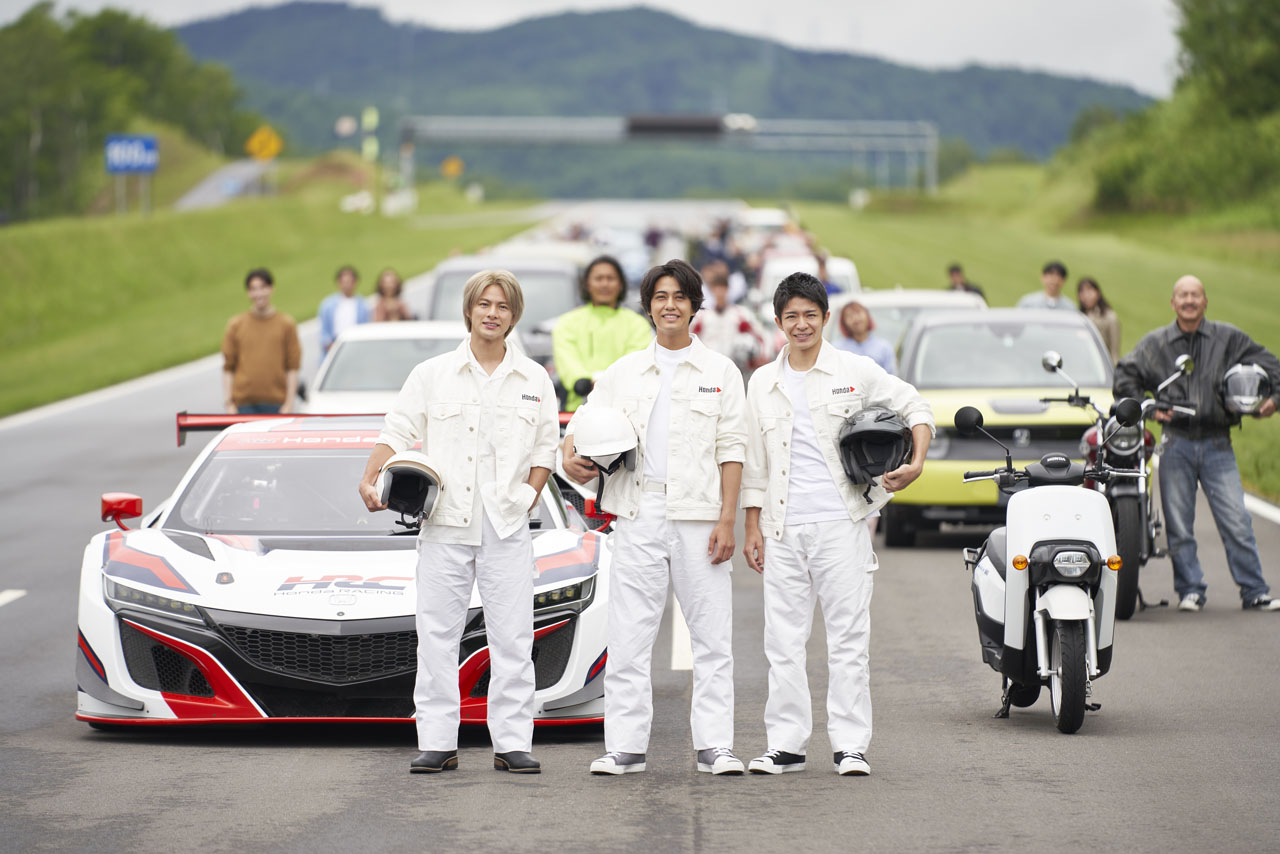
782, 361, 850, 525
643, 342, 690, 482
333, 295, 361, 339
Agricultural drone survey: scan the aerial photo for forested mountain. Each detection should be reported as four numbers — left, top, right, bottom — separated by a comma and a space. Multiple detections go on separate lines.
175, 3, 1151, 196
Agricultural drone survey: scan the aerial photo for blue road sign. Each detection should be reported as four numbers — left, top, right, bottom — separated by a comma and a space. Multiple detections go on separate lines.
105, 135, 158, 174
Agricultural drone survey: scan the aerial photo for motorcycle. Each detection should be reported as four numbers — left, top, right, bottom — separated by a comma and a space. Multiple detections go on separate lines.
1043, 352, 1196, 619
956, 382, 1143, 733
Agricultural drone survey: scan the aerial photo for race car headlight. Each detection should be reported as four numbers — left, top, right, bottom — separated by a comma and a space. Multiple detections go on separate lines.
534, 576, 596, 612
104, 577, 203, 623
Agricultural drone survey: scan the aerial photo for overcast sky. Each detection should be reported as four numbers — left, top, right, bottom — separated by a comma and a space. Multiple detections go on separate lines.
0, 0, 1183, 96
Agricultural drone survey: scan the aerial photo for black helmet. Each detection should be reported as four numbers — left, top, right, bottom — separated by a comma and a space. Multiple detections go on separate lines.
838, 407, 913, 485
1223, 363, 1272, 415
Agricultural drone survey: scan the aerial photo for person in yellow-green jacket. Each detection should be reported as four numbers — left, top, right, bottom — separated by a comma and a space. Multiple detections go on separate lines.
554, 255, 654, 410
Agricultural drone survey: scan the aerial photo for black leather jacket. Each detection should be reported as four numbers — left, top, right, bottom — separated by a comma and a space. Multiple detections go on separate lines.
1114, 319, 1280, 437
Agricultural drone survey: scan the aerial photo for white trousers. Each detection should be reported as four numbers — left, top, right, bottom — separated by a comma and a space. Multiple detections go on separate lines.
604, 492, 734, 753
763, 517, 876, 755
413, 514, 535, 752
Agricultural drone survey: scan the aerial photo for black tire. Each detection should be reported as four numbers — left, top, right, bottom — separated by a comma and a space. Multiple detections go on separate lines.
1049, 620, 1087, 734
1114, 497, 1142, 621
1008, 682, 1041, 708
882, 505, 916, 548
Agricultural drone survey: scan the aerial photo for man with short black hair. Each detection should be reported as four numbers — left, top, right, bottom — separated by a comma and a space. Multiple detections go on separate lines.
946, 262, 984, 299
1115, 274, 1280, 612
563, 259, 748, 776
1017, 260, 1075, 310
221, 268, 301, 414
742, 271, 933, 777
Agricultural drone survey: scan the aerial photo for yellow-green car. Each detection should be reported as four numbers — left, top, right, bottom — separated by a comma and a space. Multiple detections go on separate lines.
883, 308, 1114, 547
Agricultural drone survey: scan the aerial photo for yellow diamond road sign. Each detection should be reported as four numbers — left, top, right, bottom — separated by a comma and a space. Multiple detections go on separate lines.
440, 156, 465, 179
245, 125, 283, 161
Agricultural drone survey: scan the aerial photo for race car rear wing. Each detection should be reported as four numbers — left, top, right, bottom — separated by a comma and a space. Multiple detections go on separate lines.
177, 411, 576, 446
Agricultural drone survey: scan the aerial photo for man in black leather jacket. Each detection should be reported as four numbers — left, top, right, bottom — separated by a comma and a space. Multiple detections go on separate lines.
1114, 275, 1280, 612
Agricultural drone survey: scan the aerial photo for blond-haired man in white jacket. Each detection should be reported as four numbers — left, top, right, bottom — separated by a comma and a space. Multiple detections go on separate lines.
742, 272, 933, 778
359, 270, 559, 776
563, 259, 748, 776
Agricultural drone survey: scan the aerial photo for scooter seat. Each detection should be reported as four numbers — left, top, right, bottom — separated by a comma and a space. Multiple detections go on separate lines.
983, 527, 1008, 579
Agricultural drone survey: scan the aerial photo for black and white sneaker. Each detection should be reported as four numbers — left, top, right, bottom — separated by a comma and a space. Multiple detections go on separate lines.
1243, 595, 1280, 611
590, 751, 646, 775
748, 749, 806, 774
696, 747, 745, 775
1178, 593, 1206, 612
834, 751, 871, 776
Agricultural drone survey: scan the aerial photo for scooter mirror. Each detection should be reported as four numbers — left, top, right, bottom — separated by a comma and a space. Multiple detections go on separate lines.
1175, 354, 1194, 376
953, 406, 984, 436
1114, 397, 1142, 428
1041, 350, 1063, 373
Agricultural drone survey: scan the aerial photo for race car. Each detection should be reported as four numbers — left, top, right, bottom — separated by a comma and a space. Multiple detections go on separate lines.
76, 414, 610, 727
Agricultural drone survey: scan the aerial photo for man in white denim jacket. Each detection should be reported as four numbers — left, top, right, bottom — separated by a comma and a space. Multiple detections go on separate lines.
359, 270, 558, 776
563, 259, 748, 776
742, 272, 933, 778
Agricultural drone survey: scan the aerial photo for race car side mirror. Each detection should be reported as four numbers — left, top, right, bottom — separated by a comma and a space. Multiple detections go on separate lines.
101, 492, 143, 530
953, 406, 984, 437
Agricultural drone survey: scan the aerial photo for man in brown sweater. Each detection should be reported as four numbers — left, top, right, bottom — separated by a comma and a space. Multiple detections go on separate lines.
222, 268, 302, 414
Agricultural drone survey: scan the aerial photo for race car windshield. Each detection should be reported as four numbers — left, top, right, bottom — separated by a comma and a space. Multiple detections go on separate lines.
908, 321, 1111, 389
167, 449, 555, 536
319, 337, 463, 392
431, 271, 579, 328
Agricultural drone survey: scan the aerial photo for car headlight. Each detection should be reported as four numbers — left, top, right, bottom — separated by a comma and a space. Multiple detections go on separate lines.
926, 433, 951, 459
534, 576, 595, 611
1105, 418, 1142, 454
104, 577, 203, 623
1052, 551, 1092, 578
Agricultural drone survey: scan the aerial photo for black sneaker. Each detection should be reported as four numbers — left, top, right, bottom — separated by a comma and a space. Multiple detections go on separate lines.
410, 750, 458, 774
833, 751, 871, 776
748, 749, 806, 774
1243, 595, 1280, 611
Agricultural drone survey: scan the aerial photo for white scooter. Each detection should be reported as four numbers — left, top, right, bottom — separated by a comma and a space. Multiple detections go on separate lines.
956, 389, 1143, 734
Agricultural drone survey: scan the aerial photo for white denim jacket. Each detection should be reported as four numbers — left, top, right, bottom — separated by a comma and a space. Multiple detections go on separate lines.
568, 335, 747, 521
743, 341, 935, 540
378, 340, 559, 545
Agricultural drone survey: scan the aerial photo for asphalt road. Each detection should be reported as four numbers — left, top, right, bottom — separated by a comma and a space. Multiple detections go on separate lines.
3, 205, 1279, 853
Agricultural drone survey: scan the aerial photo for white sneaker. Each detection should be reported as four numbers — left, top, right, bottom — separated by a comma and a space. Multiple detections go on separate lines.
696, 747, 744, 775
748, 749, 806, 774
834, 751, 871, 776
590, 751, 646, 775
1178, 593, 1206, 612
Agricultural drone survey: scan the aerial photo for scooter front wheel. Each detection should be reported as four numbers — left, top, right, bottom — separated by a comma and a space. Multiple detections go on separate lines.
1049, 620, 1087, 734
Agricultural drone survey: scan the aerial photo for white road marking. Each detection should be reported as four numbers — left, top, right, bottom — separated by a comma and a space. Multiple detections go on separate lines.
670, 601, 693, 671
0, 589, 28, 609
1244, 494, 1280, 528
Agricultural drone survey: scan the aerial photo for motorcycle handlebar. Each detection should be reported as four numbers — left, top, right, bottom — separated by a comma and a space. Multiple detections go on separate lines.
963, 469, 996, 479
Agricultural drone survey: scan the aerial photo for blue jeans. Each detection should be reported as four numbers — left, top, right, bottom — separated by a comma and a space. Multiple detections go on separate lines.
237, 402, 281, 414
1159, 435, 1270, 602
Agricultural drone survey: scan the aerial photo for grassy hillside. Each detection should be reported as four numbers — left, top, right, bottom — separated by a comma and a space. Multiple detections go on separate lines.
0, 175, 531, 415
796, 164, 1280, 499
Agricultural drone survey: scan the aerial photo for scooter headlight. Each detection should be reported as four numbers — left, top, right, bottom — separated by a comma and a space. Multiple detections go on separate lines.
1052, 551, 1092, 578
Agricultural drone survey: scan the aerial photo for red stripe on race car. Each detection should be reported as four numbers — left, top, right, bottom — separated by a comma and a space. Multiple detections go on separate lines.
104, 531, 197, 594
77, 631, 107, 682
76, 714, 603, 726
535, 534, 598, 575
120, 620, 264, 721
586, 649, 607, 684
457, 619, 571, 721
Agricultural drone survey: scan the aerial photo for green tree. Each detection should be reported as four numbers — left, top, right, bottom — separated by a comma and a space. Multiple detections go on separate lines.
1175, 0, 1280, 119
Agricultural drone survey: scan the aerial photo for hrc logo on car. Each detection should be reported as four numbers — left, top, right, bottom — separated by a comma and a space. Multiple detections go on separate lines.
277, 574, 411, 592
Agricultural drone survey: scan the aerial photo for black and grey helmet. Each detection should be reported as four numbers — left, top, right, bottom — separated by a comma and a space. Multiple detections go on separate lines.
1223, 363, 1272, 416
837, 407, 913, 485
378, 452, 444, 521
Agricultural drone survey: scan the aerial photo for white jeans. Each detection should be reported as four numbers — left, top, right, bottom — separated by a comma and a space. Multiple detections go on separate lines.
413, 514, 535, 752
763, 517, 876, 754
604, 492, 734, 753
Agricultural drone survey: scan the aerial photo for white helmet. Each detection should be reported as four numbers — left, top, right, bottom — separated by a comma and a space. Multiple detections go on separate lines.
1223, 363, 1272, 415
378, 451, 444, 521
573, 406, 638, 477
